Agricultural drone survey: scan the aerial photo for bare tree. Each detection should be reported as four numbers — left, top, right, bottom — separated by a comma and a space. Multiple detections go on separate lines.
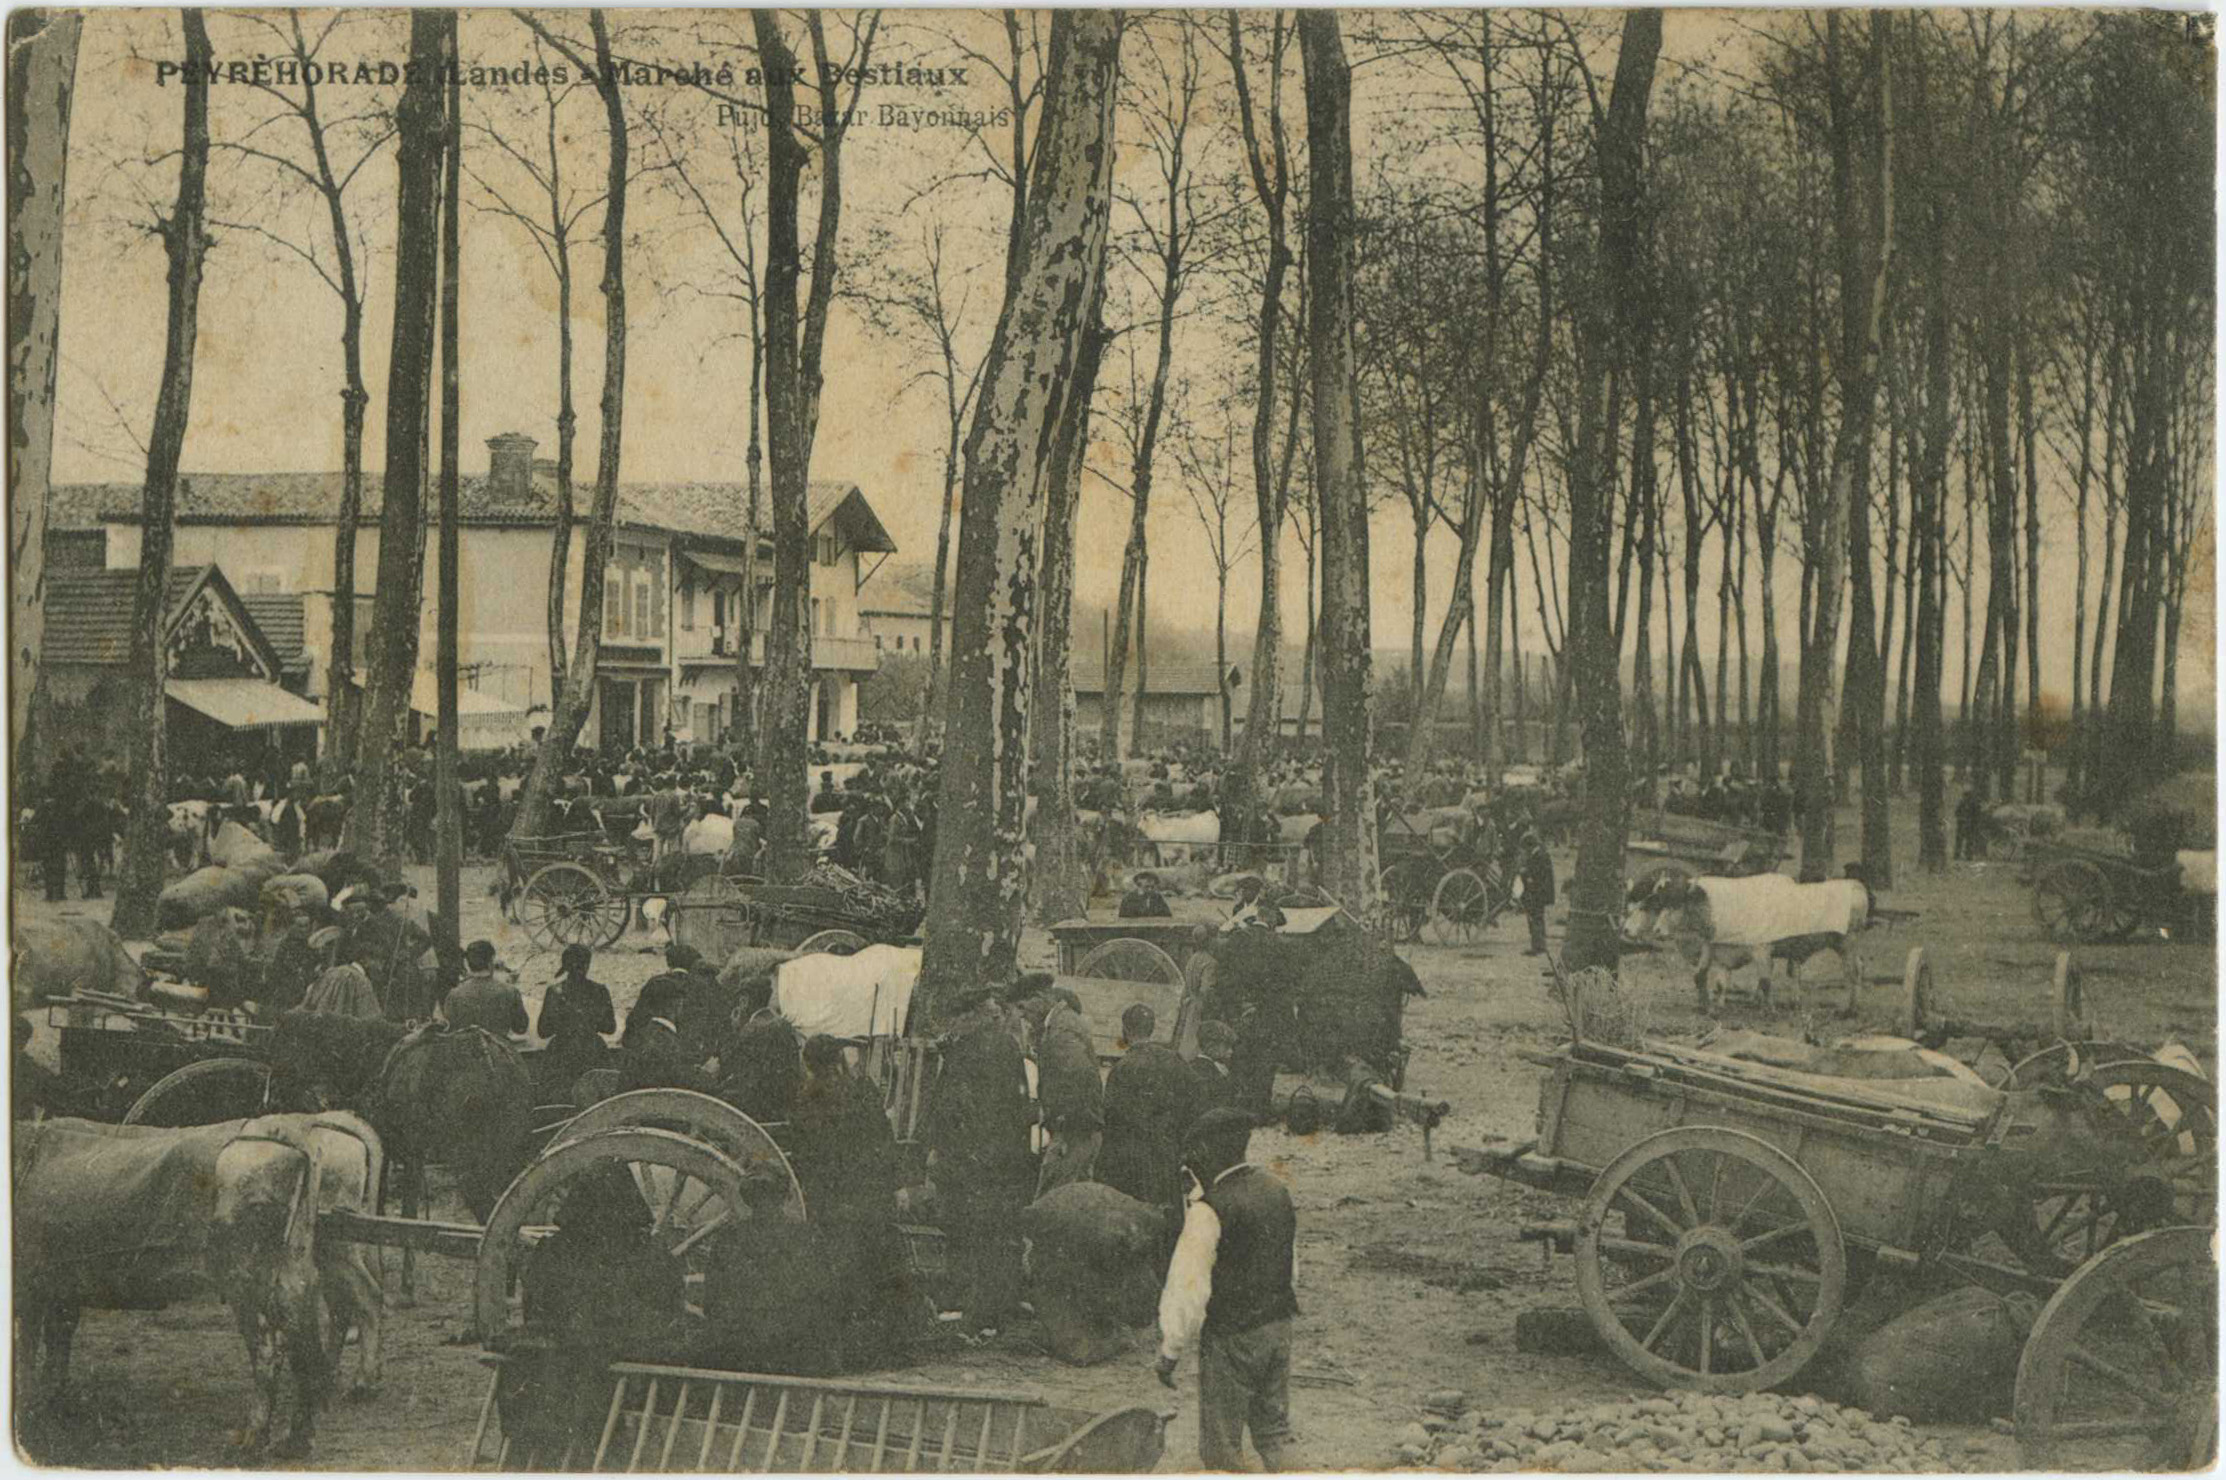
346, 10, 447, 870
6, 9, 82, 759
507, 8, 631, 843
916, 10, 1121, 1020
466, 38, 599, 716
1172, 399, 1260, 750
1100, 18, 1212, 763
1562, 10, 1663, 974
1299, 11, 1378, 912
1215, 7, 1303, 830
211, 10, 397, 765
855, 220, 988, 747
110, 9, 211, 938
751, 10, 879, 874
639, 103, 770, 756
434, 15, 462, 960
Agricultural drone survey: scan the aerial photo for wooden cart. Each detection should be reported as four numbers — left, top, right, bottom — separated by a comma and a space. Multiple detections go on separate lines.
1372, 807, 1508, 947
2028, 843, 2214, 944
1454, 1033, 2215, 1468
36, 992, 275, 1123
1625, 807, 1782, 885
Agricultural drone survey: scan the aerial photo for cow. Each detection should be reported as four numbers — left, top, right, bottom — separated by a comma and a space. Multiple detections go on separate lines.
13, 919, 146, 1014
302, 1110, 386, 1398
15, 1116, 332, 1456
1626, 871, 1874, 1013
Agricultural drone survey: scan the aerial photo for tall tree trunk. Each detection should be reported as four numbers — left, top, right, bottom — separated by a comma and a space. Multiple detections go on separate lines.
510, 12, 627, 843
1133, 545, 1150, 744
1029, 287, 1107, 925
1221, 8, 1295, 838
434, 24, 462, 961
916, 9, 1119, 1021
110, 10, 210, 939
920, 414, 957, 746
5, 7, 80, 762
751, 11, 861, 874
2018, 335, 2042, 795
733, 307, 763, 758
1296, 541, 1317, 740
546, 235, 576, 715
1562, 10, 1662, 973
348, 11, 447, 871
1840, 14, 1893, 886
1300, 12, 1378, 913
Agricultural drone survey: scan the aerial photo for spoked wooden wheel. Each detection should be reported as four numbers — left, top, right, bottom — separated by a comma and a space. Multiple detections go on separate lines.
547, 1089, 806, 1222
122, 1057, 275, 1126
793, 928, 869, 958
2015, 1225, 2218, 1471
1897, 947, 1935, 1036
1429, 868, 1494, 946
1076, 937, 1186, 985
1999, 1040, 2154, 1091
1371, 861, 1430, 943
474, 1127, 758, 1345
1575, 1127, 1846, 1393
520, 862, 630, 949
2034, 860, 2114, 944
2008, 1062, 2218, 1278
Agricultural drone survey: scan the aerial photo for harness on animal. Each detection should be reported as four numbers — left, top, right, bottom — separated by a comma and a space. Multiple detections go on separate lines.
228, 1119, 323, 1262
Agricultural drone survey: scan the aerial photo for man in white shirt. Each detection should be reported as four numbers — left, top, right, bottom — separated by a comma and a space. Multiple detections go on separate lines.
1154, 1108, 1298, 1470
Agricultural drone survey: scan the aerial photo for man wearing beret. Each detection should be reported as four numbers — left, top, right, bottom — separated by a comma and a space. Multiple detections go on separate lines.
1155, 1108, 1299, 1470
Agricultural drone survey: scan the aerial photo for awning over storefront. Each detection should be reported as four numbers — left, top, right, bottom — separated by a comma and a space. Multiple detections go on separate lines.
167, 678, 324, 730
681, 549, 750, 578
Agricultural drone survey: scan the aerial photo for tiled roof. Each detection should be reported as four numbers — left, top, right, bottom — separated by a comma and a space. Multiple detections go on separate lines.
43, 565, 211, 666
860, 560, 944, 616
63, 472, 886, 549
240, 592, 308, 673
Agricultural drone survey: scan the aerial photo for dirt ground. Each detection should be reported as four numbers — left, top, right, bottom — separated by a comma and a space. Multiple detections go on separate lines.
15, 793, 2216, 1471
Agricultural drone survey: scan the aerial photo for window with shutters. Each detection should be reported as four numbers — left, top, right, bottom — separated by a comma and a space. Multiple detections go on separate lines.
681, 582, 695, 632
606, 567, 624, 637
635, 581, 650, 638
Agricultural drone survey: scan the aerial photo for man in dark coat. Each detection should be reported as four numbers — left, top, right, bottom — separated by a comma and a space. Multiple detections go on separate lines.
1118, 873, 1173, 919
537, 943, 616, 1097
790, 1034, 912, 1364
1191, 1020, 1241, 1113
1207, 914, 1295, 1114
921, 986, 1036, 1338
340, 884, 431, 1022
1519, 829, 1556, 956
442, 940, 529, 1037
1021, 979, 1102, 1196
1096, 1003, 1200, 1221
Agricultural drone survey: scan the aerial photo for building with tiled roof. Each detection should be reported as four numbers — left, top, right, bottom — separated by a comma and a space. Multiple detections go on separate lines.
57, 434, 897, 752
34, 564, 321, 773
858, 560, 953, 660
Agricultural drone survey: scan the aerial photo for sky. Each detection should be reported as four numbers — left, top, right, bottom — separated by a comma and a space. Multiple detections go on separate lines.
47, 8, 2215, 717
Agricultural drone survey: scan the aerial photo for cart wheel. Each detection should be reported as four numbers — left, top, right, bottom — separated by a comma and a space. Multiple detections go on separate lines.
2006, 1061, 2218, 1278
1430, 868, 1493, 947
1986, 826, 2027, 863
122, 1057, 275, 1126
2052, 952, 2091, 1041
474, 1127, 761, 1346
1076, 938, 1187, 986
520, 861, 631, 949
2014, 1225, 2217, 1471
1371, 861, 1428, 943
546, 1089, 807, 1221
794, 928, 869, 958
1575, 1126, 1846, 1393
2034, 859, 2113, 944
1999, 1040, 2154, 1091
1899, 947, 1934, 1037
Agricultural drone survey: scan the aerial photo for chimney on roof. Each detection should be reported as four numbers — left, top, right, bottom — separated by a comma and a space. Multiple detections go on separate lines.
486, 433, 538, 500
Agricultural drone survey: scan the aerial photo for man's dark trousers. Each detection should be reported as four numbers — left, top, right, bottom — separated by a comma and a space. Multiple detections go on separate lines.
1198, 1318, 1295, 1470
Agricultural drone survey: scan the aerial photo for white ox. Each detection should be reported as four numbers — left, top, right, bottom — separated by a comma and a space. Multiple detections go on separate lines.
682, 813, 735, 856
1627, 872, 1873, 1013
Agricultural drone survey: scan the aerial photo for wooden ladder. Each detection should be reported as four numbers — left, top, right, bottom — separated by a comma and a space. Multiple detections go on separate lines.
472, 1359, 1059, 1473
